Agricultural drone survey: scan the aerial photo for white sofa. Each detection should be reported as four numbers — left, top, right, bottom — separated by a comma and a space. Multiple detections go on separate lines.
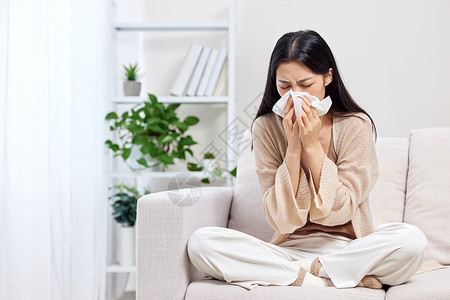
136, 127, 450, 299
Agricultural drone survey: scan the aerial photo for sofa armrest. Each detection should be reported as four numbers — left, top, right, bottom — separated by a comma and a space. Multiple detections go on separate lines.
136, 186, 234, 300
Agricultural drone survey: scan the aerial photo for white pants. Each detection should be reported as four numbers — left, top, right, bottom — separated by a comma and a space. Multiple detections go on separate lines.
187, 222, 427, 290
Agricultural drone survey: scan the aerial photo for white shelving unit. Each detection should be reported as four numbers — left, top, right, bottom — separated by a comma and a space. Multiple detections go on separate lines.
102, 1, 236, 299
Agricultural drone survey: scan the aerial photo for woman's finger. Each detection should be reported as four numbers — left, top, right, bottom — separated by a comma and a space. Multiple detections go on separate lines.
302, 96, 311, 107
283, 96, 293, 117
302, 98, 314, 120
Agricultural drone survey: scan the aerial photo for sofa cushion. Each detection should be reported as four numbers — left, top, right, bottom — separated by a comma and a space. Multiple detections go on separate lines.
186, 279, 386, 300
385, 267, 450, 300
369, 138, 409, 227
404, 128, 450, 265
229, 129, 274, 242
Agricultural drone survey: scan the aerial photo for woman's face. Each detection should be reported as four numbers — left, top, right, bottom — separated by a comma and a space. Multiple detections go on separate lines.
275, 60, 332, 100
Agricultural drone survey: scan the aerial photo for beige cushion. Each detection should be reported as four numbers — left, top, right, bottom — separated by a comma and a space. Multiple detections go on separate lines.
229, 129, 274, 242
369, 138, 409, 227
385, 267, 450, 300
186, 279, 386, 300
404, 128, 450, 265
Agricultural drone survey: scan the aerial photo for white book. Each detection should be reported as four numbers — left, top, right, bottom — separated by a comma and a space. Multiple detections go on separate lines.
196, 48, 218, 96
212, 59, 228, 96
186, 47, 211, 96
170, 44, 203, 96
204, 47, 227, 97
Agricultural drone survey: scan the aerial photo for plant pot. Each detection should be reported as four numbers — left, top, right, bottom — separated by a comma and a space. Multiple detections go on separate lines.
202, 158, 217, 173
118, 225, 135, 266
126, 145, 162, 172
123, 81, 141, 96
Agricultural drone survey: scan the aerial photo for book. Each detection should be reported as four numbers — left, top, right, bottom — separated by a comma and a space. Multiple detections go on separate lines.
212, 58, 228, 96
170, 44, 203, 96
186, 47, 211, 96
196, 48, 219, 96
204, 47, 227, 97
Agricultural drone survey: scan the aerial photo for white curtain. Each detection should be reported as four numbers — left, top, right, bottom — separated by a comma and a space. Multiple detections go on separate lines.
0, 0, 107, 299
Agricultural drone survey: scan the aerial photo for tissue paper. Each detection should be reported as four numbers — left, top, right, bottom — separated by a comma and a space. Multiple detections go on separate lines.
272, 90, 332, 120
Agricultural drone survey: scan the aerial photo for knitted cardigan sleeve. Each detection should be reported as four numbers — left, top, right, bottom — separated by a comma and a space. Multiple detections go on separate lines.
252, 116, 312, 234
307, 115, 379, 226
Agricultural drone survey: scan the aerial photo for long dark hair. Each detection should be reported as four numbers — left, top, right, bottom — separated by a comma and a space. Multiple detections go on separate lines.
251, 29, 377, 149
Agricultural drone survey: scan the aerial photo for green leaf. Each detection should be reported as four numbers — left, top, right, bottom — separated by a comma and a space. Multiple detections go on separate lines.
174, 121, 188, 132
186, 149, 193, 157
179, 135, 197, 147
148, 93, 158, 103
187, 162, 203, 171
183, 116, 199, 126
158, 153, 174, 165
137, 157, 148, 167
201, 178, 210, 184
105, 112, 118, 120
147, 124, 164, 133
158, 135, 175, 144
107, 143, 120, 152
122, 148, 131, 160
229, 166, 237, 177
213, 169, 223, 176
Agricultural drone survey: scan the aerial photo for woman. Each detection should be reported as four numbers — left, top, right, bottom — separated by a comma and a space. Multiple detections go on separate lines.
187, 29, 426, 290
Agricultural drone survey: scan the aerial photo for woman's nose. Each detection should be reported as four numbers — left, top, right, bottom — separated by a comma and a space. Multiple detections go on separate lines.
291, 86, 306, 93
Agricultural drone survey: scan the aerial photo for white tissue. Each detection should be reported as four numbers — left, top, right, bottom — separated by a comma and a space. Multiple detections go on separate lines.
272, 90, 332, 119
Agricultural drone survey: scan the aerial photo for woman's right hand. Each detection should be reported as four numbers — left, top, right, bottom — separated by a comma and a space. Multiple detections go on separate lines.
282, 96, 302, 154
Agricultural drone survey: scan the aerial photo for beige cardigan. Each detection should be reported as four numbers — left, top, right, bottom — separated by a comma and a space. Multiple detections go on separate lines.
252, 112, 379, 245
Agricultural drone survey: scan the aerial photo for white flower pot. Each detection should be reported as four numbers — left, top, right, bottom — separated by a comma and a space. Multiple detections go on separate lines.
126, 145, 162, 172
123, 81, 141, 96
118, 225, 135, 266
202, 158, 217, 173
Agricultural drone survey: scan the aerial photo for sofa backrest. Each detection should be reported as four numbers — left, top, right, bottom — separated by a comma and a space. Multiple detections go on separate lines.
369, 137, 410, 227
228, 129, 274, 242
403, 128, 450, 265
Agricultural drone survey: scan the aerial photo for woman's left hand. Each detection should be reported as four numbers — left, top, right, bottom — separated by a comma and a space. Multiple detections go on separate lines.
298, 96, 322, 154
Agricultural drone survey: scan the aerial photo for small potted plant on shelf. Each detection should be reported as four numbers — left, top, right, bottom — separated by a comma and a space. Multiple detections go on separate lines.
105, 93, 200, 171
109, 183, 150, 266
187, 155, 237, 184
123, 63, 142, 96
202, 152, 217, 173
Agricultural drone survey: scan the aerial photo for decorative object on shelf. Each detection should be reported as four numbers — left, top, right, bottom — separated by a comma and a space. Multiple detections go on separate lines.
105, 93, 200, 171
123, 63, 142, 96
202, 152, 217, 173
187, 156, 237, 184
109, 183, 149, 266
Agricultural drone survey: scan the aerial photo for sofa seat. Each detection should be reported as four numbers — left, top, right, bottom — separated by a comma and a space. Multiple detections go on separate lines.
385, 267, 450, 300
185, 279, 386, 300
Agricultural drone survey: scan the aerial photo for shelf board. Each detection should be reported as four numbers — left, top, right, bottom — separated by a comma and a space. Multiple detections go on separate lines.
106, 264, 136, 273
114, 22, 229, 31
109, 171, 210, 179
113, 96, 228, 104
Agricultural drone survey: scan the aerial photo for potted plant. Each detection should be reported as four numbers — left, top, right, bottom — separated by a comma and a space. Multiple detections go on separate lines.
123, 63, 142, 96
105, 93, 200, 171
187, 155, 237, 184
202, 152, 217, 173
109, 183, 149, 266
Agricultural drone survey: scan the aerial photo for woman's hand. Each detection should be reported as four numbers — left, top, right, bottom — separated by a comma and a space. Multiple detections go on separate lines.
298, 96, 322, 154
282, 96, 302, 154
299, 96, 326, 192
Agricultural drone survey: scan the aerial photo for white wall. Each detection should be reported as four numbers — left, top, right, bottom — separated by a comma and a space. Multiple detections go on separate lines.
236, 0, 450, 137
117, 0, 450, 170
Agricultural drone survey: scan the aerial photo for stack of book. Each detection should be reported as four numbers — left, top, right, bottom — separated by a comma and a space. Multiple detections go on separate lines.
170, 44, 227, 97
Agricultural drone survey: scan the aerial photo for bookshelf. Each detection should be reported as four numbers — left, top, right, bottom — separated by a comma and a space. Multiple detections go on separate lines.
102, 1, 236, 299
